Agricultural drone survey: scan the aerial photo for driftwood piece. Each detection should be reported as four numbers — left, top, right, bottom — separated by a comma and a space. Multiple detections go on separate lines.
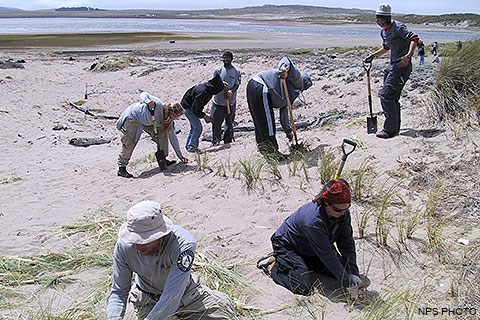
69, 137, 112, 147
67, 101, 118, 120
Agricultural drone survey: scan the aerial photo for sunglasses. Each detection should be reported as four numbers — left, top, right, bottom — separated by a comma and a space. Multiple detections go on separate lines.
327, 203, 351, 212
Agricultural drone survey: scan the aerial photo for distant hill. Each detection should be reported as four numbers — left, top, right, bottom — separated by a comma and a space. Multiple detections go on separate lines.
0, 4, 478, 28
0, 7, 24, 12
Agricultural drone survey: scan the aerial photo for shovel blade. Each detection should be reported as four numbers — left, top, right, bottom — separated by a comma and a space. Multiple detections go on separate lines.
367, 116, 377, 134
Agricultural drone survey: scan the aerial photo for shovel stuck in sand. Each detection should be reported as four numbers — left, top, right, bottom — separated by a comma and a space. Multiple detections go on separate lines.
363, 61, 377, 134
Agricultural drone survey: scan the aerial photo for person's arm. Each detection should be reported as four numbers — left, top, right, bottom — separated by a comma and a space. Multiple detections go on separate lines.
365, 47, 390, 63
191, 89, 208, 119
305, 223, 351, 288
107, 242, 134, 319
335, 213, 360, 276
168, 122, 188, 163
146, 248, 195, 319
279, 106, 292, 139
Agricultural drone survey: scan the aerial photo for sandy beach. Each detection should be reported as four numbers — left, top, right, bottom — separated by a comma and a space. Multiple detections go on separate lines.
0, 31, 479, 319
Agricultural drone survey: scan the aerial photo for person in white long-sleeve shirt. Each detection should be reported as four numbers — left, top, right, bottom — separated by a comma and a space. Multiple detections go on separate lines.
107, 200, 236, 319
116, 92, 188, 178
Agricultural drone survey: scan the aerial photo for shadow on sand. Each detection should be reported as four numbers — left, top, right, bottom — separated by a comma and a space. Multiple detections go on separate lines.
399, 128, 445, 138
315, 274, 382, 311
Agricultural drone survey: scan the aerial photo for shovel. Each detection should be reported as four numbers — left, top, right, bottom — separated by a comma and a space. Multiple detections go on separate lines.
363, 61, 377, 134
281, 78, 299, 147
225, 96, 235, 142
334, 139, 357, 180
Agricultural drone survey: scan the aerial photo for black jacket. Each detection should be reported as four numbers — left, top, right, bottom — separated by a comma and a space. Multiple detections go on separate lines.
180, 74, 224, 118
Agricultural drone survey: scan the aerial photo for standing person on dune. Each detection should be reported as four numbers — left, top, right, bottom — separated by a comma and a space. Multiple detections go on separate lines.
364, 3, 420, 139
211, 50, 241, 146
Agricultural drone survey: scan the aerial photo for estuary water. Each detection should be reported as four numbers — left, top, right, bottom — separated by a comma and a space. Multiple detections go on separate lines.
0, 17, 477, 44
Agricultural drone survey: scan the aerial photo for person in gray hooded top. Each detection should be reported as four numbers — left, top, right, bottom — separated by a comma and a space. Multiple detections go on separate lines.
246, 56, 312, 155
107, 200, 237, 320
364, 3, 420, 139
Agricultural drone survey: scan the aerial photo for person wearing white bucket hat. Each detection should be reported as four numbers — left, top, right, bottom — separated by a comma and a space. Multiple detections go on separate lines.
364, 4, 420, 139
107, 200, 236, 320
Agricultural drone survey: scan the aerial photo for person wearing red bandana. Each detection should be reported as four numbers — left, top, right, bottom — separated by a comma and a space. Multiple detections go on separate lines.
364, 3, 420, 139
260, 179, 366, 297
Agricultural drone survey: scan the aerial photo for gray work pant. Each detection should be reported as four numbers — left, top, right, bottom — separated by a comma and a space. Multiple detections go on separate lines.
117, 119, 168, 167
379, 62, 412, 136
128, 276, 236, 320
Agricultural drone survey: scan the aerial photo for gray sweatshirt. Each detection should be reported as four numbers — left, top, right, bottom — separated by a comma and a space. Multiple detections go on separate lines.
255, 56, 311, 109
381, 20, 419, 63
116, 92, 183, 158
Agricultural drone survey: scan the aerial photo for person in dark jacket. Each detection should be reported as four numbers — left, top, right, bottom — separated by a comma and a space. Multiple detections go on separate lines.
364, 3, 420, 139
246, 56, 312, 155
260, 179, 365, 297
181, 74, 224, 153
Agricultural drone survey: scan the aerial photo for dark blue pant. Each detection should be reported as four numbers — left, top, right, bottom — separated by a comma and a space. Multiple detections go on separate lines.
379, 63, 412, 136
246, 79, 279, 153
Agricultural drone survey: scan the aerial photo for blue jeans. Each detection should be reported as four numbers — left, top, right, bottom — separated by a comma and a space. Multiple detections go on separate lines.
184, 108, 203, 151
379, 63, 412, 136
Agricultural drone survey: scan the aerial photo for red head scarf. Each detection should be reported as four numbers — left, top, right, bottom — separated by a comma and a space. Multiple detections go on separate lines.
316, 179, 351, 204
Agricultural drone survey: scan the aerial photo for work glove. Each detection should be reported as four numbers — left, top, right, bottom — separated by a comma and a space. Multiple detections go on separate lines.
279, 64, 289, 79
286, 131, 294, 142
397, 55, 411, 68
204, 115, 212, 123
349, 274, 363, 287
347, 274, 363, 299
364, 54, 375, 63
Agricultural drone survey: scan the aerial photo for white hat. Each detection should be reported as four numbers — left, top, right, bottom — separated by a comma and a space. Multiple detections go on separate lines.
119, 201, 173, 244
375, 4, 392, 17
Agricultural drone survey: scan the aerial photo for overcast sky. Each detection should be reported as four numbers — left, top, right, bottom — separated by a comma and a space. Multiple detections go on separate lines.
1, 1, 478, 15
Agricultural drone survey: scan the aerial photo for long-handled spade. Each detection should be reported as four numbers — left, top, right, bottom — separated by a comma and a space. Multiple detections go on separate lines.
225, 96, 235, 142
281, 78, 301, 150
363, 61, 377, 134
334, 139, 357, 180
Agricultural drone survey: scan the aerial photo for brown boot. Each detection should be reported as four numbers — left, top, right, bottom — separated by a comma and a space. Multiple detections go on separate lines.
257, 253, 275, 277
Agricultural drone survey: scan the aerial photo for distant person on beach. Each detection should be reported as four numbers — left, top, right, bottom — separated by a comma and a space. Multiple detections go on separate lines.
107, 200, 236, 319
211, 50, 241, 146
246, 56, 312, 155
417, 41, 425, 65
364, 3, 420, 139
180, 74, 224, 153
431, 41, 439, 55
257, 179, 368, 298
116, 92, 188, 178
456, 40, 462, 52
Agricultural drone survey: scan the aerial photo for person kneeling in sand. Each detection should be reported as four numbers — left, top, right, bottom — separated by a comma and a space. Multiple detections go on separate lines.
257, 179, 369, 298
116, 92, 188, 178
107, 200, 237, 320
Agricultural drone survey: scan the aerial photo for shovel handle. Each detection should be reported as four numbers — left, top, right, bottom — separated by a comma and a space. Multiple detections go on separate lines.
334, 139, 357, 180
282, 78, 298, 145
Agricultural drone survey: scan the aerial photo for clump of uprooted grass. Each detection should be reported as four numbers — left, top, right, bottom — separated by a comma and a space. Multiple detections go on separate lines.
193, 253, 252, 317
0, 206, 121, 288
91, 55, 142, 72
426, 39, 480, 126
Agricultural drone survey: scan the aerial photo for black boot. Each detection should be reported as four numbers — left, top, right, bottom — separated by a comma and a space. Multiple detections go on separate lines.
155, 150, 167, 171
117, 166, 133, 178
